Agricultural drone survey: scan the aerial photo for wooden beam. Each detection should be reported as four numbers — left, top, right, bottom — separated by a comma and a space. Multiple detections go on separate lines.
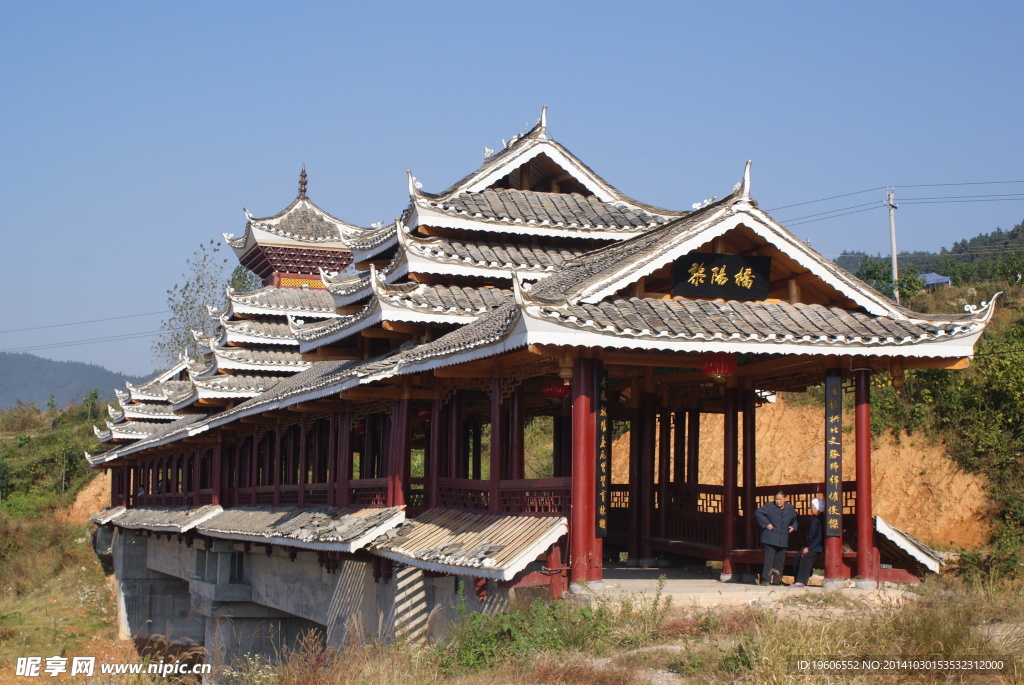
361, 328, 408, 339
903, 357, 970, 370
601, 350, 703, 368
340, 386, 437, 401
382, 321, 422, 335
304, 347, 362, 361
336, 305, 364, 315
290, 400, 349, 413
434, 363, 495, 378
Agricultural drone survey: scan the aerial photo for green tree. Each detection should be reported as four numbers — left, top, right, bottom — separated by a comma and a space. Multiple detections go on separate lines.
855, 256, 924, 302
228, 264, 263, 292
152, 240, 230, 366
82, 388, 99, 420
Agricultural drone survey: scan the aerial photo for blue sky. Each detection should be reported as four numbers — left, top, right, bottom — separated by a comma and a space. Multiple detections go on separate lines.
2, 2, 1022, 378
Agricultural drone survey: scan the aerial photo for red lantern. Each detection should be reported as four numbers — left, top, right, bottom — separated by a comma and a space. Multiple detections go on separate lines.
541, 379, 571, 399
417, 407, 432, 421
352, 420, 366, 433
701, 351, 737, 382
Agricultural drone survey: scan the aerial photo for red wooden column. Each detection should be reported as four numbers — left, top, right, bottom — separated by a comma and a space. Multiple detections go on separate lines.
721, 387, 739, 580
192, 448, 201, 507
639, 392, 657, 566
298, 418, 308, 508
509, 383, 525, 480
673, 411, 686, 486
211, 442, 222, 506
447, 393, 462, 479
570, 356, 601, 584
273, 422, 282, 506
388, 399, 410, 507
855, 369, 876, 587
336, 411, 352, 507
428, 400, 443, 507
327, 413, 338, 506
250, 432, 259, 503
488, 378, 505, 514
119, 465, 129, 507
741, 388, 757, 550
686, 409, 700, 486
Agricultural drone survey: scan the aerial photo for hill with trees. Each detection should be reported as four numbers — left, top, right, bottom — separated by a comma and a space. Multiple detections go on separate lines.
0, 352, 145, 410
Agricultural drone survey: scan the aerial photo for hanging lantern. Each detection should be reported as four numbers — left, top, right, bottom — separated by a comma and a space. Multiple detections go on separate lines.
352, 420, 366, 434
541, 378, 571, 399
417, 407, 432, 421
701, 352, 737, 382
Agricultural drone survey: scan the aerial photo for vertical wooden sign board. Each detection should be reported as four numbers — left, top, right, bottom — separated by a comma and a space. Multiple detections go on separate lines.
825, 374, 843, 536
595, 368, 610, 538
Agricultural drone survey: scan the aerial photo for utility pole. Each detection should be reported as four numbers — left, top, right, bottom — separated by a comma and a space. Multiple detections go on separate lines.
886, 187, 900, 304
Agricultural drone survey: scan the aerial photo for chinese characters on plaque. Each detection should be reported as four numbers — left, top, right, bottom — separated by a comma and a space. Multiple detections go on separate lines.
672, 252, 771, 300
825, 374, 843, 537
595, 369, 610, 538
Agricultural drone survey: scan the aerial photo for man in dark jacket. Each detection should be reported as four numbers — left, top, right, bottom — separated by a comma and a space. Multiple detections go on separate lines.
792, 497, 824, 587
754, 489, 798, 585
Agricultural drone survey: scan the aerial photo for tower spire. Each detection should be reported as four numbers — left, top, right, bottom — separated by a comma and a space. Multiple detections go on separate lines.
299, 164, 308, 198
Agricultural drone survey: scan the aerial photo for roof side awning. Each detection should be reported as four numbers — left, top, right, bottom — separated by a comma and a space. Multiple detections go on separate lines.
875, 515, 943, 574
196, 506, 405, 553
369, 508, 567, 581
101, 505, 224, 533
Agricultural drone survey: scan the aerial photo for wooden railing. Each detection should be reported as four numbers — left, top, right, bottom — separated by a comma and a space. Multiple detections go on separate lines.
498, 478, 571, 515
349, 478, 388, 506
437, 478, 490, 511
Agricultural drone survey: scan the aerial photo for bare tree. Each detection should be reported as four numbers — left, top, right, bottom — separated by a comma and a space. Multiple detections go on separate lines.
152, 240, 230, 367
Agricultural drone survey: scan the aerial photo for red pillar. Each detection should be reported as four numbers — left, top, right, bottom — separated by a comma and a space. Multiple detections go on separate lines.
571, 356, 600, 584
721, 387, 739, 580
389, 399, 410, 507
509, 384, 525, 480
627, 400, 642, 563
686, 410, 700, 486
742, 389, 757, 550
298, 418, 308, 508
489, 379, 504, 514
428, 400, 442, 507
856, 369, 876, 586
639, 392, 657, 564
673, 411, 686, 486
336, 411, 351, 507
192, 448, 201, 507
211, 442, 222, 506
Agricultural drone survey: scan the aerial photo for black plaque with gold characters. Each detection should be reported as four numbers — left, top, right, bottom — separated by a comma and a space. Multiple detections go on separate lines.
672, 252, 771, 301
824, 374, 843, 537
595, 368, 610, 538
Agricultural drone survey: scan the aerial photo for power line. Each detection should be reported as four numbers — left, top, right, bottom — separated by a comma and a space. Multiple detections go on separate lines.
897, 180, 1024, 189
787, 205, 884, 228
899, 192, 1024, 201
765, 187, 884, 210
2, 330, 164, 354
775, 201, 880, 223
0, 311, 170, 335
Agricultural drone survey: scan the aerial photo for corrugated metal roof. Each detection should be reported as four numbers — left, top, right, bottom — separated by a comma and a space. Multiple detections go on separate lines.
370, 508, 567, 581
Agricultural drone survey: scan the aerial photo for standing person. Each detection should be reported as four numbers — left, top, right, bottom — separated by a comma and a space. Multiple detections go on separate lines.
792, 497, 825, 587
754, 489, 798, 585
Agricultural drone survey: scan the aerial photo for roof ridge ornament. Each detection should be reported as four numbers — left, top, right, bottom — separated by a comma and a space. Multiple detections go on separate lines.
738, 160, 752, 203
299, 164, 308, 199
407, 170, 423, 198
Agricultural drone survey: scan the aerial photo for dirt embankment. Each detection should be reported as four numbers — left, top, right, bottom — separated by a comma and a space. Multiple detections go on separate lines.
612, 397, 990, 549
63, 473, 111, 524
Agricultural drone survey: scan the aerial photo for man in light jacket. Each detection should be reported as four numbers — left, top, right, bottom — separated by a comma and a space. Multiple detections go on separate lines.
754, 489, 798, 585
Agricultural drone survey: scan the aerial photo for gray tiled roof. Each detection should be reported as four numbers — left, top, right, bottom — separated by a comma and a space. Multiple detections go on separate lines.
426, 189, 672, 231
228, 286, 338, 316
212, 346, 312, 369
535, 297, 980, 345
107, 420, 167, 437
221, 319, 297, 343
528, 197, 732, 303
406, 234, 588, 273
191, 374, 284, 395
121, 402, 198, 420
380, 283, 512, 315
341, 223, 397, 253
196, 506, 404, 546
